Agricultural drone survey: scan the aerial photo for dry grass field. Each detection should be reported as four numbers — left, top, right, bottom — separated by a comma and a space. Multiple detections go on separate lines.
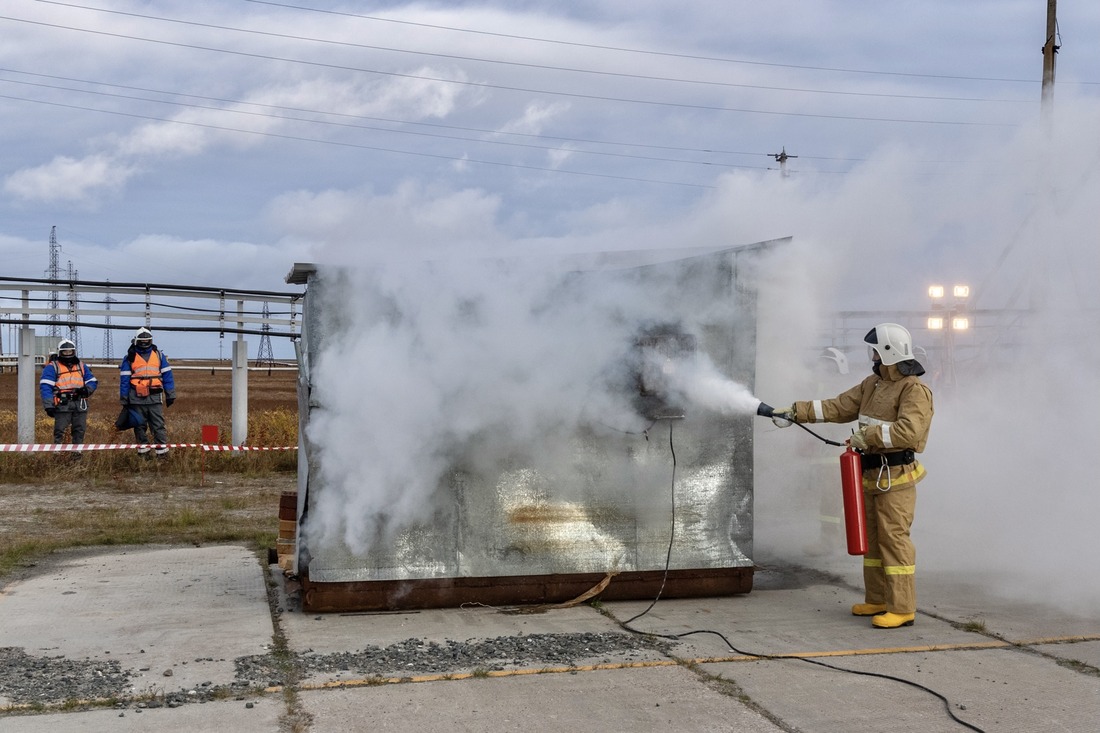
0, 361, 301, 578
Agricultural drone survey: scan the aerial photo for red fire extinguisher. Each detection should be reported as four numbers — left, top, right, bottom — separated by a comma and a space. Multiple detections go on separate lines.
839, 447, 868, 555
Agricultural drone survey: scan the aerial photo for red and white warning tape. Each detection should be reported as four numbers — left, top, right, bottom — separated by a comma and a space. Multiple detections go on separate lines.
0, 443, 297, 453
199, 445, 297, 452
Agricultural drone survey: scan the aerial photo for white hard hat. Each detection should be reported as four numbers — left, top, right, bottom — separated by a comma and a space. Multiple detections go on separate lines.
58, 339, 76, 353
135, 327, 153, 340
864, 323, 913, 366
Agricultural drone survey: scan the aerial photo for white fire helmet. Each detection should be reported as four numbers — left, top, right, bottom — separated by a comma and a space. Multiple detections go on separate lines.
135, 327, 153, 346
864, 323, 913, 366
58, 339, 76, 355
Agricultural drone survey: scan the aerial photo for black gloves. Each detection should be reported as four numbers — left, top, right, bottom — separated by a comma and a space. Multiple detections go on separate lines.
45, 407, 56, 418
165, 397, 175, 407
75, 387, 90, 398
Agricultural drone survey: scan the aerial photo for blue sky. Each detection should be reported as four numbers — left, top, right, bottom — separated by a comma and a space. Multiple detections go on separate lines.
2, 1, 1098, 358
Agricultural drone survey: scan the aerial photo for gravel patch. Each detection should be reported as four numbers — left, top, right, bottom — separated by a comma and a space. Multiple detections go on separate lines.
0, 647, 132, 705
237, 631, 674, 685
1, 631, 673, 710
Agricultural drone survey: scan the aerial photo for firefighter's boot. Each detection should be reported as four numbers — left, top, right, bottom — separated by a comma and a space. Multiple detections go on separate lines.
851, 603, 887, 616
872, 612, 915, 628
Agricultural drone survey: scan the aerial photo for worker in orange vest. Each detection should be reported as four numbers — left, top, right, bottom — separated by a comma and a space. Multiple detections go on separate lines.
39, 338, 98, 458
119, 327, 177, 459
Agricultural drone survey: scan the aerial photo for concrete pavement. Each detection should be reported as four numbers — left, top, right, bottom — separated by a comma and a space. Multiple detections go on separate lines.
1, 544, 1098, 732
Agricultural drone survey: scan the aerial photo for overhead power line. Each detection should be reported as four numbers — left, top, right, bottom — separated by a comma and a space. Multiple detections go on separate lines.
30, 1, 1039, 104
0, 90, 730, 187
245, 0, 1055, 86
0, 15, 1022, 127
0, 75, 776, 169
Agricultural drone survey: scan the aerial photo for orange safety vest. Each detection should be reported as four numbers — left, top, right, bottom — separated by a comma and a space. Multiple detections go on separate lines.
53, 361, 87, 403
130, 351, 164, 398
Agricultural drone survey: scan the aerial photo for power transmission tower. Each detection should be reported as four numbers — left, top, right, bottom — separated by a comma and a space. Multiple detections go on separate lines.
101, 284, 116, 361
255, 301, 275, 367
45, 226, 62, 340
66, 260, 80, 352
770, 147, 798, 178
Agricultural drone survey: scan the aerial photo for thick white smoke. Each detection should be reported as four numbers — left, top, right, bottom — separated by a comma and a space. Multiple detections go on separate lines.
301, 252, 758, 556
300, 96, 1100, 612
748, 97, 1100, 615
657, 352, 762, 417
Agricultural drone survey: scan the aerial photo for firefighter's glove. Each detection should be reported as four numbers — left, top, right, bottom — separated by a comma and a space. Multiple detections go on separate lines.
44, 407, 56, 418
165, 397, 175, 407
849, 428, 869, 451
771, 405, 795, 428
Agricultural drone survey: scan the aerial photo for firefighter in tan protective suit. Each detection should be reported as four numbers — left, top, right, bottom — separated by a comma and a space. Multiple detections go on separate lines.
773, 323, 933, 629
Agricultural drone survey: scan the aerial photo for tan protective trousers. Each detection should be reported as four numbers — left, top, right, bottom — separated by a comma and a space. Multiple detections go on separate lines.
862, 485, 916, 614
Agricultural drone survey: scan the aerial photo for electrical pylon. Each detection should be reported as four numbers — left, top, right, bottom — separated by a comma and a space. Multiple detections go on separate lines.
66, 260, 80, 352
101, 284, 116, 361
255, 301, 275, 367
45, 226, 62, 339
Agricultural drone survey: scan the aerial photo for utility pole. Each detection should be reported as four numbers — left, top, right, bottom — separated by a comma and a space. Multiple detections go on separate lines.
1041, 0, 1059, 122
770, 147, 797, 178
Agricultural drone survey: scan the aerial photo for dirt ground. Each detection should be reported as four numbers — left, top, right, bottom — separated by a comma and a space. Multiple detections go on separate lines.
0, 472, 299, 577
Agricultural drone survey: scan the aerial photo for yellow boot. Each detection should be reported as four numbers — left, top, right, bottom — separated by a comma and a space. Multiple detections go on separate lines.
872, 612, 915, 628
851, 603, 888, 616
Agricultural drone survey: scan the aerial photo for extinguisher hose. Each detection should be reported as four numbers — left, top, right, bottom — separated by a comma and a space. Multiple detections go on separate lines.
757, 402, 845, 446
791, 421, 845, 447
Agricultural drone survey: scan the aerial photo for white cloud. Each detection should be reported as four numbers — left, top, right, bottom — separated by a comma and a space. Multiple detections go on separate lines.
3, 153, 137, 205
498, 101, 571, 136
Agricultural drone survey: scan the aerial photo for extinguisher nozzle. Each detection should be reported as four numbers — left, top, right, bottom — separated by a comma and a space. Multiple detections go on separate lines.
756, 402, 775, 418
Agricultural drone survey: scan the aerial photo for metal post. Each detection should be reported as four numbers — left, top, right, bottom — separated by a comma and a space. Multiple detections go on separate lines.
231, 301, 249, 447
18, 328, 37, 443
944, 324, 957, 393
17, 290, 36, 443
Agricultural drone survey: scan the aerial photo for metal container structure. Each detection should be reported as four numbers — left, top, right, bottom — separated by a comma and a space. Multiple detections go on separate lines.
285, 239, 784, 612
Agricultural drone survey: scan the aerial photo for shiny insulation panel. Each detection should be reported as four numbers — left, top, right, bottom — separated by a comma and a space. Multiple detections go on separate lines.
287, 240, 782, 611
